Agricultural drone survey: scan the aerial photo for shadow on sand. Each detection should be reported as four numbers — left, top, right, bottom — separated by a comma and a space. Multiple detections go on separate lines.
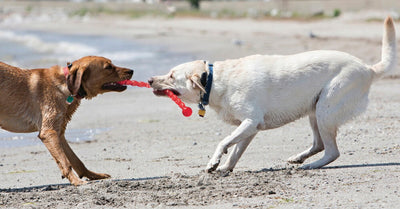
0, 176, 167, 193
255, 162, 400, 172
321, 162, 400, 169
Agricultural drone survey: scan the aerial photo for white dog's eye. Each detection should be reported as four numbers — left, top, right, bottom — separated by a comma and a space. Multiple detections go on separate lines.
170, 73, 174, 79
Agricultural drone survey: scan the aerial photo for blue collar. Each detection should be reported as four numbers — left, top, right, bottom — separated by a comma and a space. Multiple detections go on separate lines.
202, 64, 213, 105
198, 64, 213, 117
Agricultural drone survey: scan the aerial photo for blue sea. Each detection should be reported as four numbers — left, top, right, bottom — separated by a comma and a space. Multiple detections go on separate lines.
0, 29, 194, 148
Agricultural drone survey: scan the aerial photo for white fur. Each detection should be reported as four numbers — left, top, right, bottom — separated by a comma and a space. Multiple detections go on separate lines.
150, 17, 397, 172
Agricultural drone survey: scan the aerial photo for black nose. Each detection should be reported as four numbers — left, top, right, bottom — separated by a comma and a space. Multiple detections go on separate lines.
148, 78, 154, 86
127, 70, 134, 75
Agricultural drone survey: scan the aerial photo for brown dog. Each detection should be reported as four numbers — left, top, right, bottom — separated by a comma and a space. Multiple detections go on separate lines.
0, 56, 133, 185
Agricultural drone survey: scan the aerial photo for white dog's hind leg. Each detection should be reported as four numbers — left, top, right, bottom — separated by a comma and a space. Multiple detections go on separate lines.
300, 125, 339, 169
217, 134, 256, 172
300, 93, 342, 169
287, 113, 324, 164
299, 71, 370, 169
206, 118, 258, 173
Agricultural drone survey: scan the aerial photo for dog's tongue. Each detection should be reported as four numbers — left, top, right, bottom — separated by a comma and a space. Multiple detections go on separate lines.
152, 89, 167, 96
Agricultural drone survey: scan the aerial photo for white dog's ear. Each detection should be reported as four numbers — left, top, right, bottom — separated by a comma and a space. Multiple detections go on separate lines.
190, 74, 206, 93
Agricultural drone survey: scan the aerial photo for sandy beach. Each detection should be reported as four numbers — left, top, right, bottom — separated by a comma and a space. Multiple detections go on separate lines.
1, 1, 400, 208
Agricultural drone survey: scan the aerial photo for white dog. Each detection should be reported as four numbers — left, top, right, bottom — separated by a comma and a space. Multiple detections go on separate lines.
149, 17, 396, 172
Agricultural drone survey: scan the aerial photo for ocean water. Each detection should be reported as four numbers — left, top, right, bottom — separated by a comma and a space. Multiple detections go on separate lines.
0, 29, 194, 147
0, 29, 193, 81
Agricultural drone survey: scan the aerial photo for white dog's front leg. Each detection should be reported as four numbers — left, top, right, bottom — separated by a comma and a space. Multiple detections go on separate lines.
217, 134, 256, 172
206, 119, 258, 173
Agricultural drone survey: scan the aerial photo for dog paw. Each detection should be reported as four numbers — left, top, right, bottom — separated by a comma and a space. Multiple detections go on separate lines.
97, 173, 111, 179
299, 163, 320, 170
206, 159, 220, 173
216, 164, 234, 173
71, 179, 88, 186
287, 155, 304, 164
216, 169, 231, 177
216, 168, 232, 177
85, 171, 111, 180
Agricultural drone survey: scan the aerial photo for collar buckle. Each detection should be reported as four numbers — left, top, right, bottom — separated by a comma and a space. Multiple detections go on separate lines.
198, 103, 206, 117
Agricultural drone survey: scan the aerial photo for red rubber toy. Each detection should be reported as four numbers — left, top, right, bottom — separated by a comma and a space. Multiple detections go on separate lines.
118, 80, 150, 88
164, 89, 193, 117
118, 80, 192, 117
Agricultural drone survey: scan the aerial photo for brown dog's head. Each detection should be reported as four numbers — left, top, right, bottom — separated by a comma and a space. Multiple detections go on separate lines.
67, 56, 133, 99
148, 60, 207, 103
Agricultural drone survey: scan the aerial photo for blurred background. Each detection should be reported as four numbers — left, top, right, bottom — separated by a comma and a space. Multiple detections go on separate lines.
1, 0, 399, 81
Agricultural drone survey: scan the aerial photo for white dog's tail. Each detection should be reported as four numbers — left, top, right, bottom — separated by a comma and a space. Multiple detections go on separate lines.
372, 16, 397, 79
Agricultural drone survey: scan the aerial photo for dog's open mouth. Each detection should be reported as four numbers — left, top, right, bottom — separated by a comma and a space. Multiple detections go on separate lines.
153, 89, 181, 97
102, 82, 127, 92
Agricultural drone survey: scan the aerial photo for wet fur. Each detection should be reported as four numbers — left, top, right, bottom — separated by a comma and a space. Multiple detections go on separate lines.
0, 56, 133, 185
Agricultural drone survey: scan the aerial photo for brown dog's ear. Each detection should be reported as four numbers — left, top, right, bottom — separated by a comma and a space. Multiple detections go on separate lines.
67, 64, 87, 95
190, 74, 206, 93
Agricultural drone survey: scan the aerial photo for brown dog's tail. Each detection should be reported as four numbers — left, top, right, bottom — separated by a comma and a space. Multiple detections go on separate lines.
372, 16, 397, 79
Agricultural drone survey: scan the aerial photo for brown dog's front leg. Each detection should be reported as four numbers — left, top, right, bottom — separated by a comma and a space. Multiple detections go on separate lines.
59, 135, 110, 180
38, 129, 86, 186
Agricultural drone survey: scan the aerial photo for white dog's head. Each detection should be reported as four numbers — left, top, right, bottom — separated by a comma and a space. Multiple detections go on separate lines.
149, 60, 207, 103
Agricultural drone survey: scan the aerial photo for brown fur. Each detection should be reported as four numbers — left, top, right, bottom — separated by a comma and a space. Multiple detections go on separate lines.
0, 56, 133, 185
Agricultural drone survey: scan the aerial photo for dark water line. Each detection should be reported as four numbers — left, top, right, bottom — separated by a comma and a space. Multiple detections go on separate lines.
0, 128, 110, 148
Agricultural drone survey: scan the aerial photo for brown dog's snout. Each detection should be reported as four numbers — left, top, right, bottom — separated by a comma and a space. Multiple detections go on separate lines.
122, 69, 134, 80
126, 69, 134, 76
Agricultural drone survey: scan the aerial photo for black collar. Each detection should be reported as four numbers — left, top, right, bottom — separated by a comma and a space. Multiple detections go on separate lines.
198, 63, 213, 117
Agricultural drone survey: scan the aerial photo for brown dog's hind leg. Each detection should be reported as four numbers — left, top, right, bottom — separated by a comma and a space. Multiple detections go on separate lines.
38, 129, 87, 186
59, 135, 111, 180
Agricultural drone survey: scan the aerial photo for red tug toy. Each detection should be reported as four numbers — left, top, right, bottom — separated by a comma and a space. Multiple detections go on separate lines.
118, 80, 192, 117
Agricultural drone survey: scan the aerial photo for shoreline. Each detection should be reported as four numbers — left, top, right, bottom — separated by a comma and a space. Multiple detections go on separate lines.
3, 16, 397, 68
